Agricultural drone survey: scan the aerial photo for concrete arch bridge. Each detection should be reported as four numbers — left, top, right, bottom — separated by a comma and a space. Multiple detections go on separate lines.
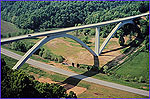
1, 12, 149, 70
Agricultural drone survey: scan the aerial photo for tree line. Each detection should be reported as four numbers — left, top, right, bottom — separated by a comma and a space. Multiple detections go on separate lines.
1, 1, 148, 31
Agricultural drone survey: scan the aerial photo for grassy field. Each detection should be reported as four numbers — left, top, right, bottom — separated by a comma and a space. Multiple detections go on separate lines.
1, 20, 22, 37
113, 52, 149, 82
67, 65, 149, 91
1, 54, 148, 98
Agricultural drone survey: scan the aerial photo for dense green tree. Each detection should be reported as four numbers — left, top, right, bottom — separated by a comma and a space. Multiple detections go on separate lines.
81, 36, 89, 44
42, 49, 64, 63
1, 60, 77, 98
1, 61, 40, 98
67, 91, 77, 98
1, 1, 148, 32
139, 2, 149, 13
11, 41, 27, 52
119, 36, 125, 46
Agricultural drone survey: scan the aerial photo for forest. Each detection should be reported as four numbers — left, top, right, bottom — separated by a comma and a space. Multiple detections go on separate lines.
1, 1, 149, 32
1, 58, 77, 98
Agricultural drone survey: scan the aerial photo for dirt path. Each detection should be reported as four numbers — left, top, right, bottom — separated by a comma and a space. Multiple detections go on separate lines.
31, 74, 87, 95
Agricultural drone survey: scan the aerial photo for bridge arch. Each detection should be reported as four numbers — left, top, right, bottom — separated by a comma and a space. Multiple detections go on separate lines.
99, 20, 134, 55
12, 34, 97, 70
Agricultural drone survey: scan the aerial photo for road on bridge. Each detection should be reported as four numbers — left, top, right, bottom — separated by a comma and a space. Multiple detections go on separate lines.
1, 48, 149, 97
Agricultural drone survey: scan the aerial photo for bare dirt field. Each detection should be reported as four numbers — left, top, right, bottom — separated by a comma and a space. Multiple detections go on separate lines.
31, 73, 87, 95
45, 37, 123, 67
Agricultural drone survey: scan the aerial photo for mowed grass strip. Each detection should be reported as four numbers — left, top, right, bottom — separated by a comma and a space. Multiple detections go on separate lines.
114, 52, 149, 80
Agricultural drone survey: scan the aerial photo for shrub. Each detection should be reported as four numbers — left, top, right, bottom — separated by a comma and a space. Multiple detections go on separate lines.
11, 41, 27, 52
81, 36, 89, 44
67, 91, 77, 98
42, 49, 64, 63
42, 50, 52, 59
57, 56, 64, 63
133, 77, 138, 82
26, 43, 35, 50
119, 36, 125, 46
138, 76, 144, 83
103, 66, 109, 73
124, 74, 131, 82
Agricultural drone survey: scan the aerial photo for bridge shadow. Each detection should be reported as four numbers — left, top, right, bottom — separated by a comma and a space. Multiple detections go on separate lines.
58, 24, 145, 91
56, 34, 143, 91
57, 56, 100, 91
101, 46, 128, 55
58, 69, 99, 90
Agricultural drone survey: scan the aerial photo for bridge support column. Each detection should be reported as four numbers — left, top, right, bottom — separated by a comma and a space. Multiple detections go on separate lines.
93, 27, 100, 68
95, 27, 100, 56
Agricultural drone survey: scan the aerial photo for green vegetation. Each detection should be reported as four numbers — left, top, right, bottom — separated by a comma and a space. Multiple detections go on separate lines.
41, 49, 64, 63
1, 20, 21, 38
1, 54, 94, 96
68, 64, 149, 91
4, 38, 65, 63
1, 54, 62, 80
112, 52, 149, 83
1, 53, 67, 83
1, 1, 149, 37
1, 20, 34, 38
1, 45, 50, 63
1, 55, 77, 98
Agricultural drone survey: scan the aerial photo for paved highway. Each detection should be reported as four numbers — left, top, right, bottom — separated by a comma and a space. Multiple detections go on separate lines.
1, 12, 149, 44
1, 48, 149, 97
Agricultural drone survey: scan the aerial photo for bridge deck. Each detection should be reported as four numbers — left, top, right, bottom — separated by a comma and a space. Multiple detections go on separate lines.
1, 12, 149, 44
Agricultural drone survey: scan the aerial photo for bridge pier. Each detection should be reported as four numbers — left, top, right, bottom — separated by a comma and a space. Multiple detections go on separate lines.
95, 27, 100, 56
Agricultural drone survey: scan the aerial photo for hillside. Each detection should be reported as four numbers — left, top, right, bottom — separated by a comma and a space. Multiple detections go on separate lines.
114, 51, 149, 81
1, 20, 21, 38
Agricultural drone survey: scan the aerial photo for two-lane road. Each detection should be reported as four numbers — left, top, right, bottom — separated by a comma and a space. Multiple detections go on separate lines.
1, 48, 149, 97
